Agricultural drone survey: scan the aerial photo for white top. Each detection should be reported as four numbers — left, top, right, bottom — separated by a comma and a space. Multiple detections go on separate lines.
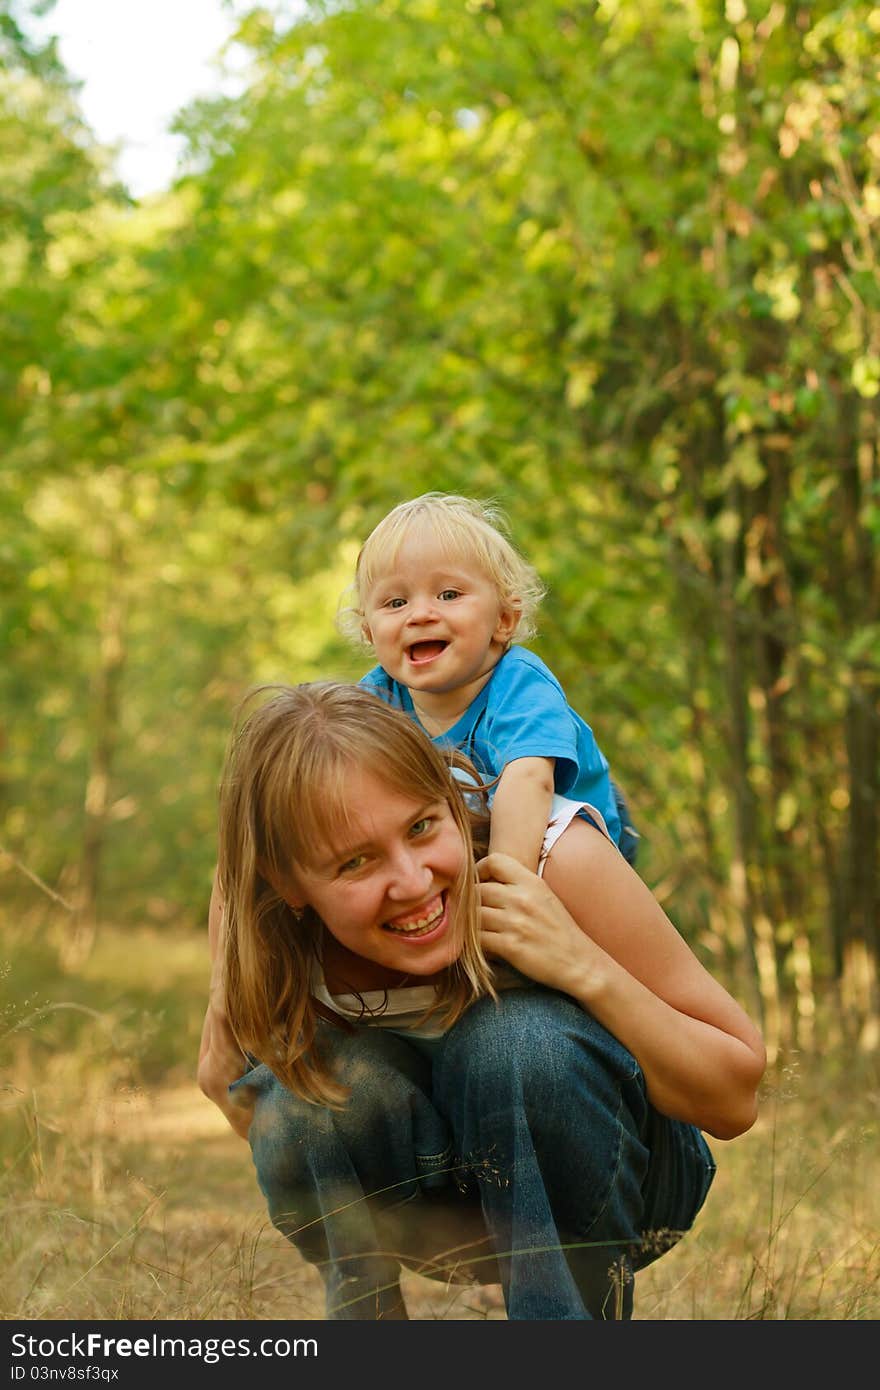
311, 963, 529, 1038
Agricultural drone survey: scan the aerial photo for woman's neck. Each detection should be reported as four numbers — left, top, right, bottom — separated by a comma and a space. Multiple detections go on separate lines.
321, 932, 442, 995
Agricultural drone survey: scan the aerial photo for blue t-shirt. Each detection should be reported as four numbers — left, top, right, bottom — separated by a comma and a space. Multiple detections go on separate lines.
359, 645, 621, 845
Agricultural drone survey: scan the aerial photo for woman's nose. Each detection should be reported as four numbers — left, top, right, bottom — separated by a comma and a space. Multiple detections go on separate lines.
386, 849, 432, 900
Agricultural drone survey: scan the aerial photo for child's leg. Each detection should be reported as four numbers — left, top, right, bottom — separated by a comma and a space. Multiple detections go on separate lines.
539, 816, 717, 1274
540, 807, 616, 899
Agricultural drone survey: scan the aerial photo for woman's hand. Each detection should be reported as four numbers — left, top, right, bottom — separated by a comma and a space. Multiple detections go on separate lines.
197, 1002, 254, 1141
477, 852, 602, 996
478, 834, 766, 1139
198, 867, 254, 1141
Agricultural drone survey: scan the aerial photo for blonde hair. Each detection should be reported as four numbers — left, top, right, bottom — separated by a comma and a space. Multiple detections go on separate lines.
337, 492, 547, 646
217, 681, 495, 1106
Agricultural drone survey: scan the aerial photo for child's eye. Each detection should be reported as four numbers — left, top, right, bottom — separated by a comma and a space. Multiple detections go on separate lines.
384, 597, 407, 610
438, 589, 461, 601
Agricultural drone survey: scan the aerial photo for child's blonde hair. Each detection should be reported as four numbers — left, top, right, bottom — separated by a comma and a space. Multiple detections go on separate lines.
217, 681, 495, 1106
338, 492, 547, 646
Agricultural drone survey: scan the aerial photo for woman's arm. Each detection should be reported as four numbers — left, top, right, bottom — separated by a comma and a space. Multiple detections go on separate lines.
196, 869, 254, 1141
477, 826, 766, 1140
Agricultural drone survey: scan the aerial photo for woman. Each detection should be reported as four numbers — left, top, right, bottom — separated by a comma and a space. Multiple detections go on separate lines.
198, 682, 765, 1320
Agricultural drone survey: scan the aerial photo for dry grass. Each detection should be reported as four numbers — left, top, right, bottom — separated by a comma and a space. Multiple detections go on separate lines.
637, 1054, 880, 1319
2, 917, 878, 1322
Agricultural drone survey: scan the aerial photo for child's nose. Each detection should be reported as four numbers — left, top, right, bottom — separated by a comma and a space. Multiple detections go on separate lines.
406, 593, 436, 622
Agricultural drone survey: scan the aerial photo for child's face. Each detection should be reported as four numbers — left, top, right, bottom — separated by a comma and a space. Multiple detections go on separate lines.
286, 766, 467, 980
362, 535, 517, 698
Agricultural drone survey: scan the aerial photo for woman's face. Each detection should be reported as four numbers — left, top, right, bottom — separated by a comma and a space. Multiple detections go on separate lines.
287, 766, 468, 979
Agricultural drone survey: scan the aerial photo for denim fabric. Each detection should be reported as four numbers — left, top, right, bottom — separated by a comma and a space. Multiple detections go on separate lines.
231, 988, 715, 1321
611, 780, 640, 867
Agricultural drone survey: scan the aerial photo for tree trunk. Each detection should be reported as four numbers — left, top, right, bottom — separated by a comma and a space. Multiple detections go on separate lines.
62, 537, 127, 970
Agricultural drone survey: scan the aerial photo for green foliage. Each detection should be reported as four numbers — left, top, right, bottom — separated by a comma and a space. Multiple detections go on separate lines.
2, 0, 877, 1046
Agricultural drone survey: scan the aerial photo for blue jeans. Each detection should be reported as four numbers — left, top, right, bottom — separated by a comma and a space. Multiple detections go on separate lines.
230, 988, 715, 1320
612, 781, 640, 867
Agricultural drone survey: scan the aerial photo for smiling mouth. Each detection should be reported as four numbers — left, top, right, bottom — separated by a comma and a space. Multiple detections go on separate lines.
408, 641, 448, 664
383, 893, 446, 937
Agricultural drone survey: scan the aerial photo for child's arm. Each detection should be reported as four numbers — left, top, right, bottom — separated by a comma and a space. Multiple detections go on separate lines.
488, 756, 556, 873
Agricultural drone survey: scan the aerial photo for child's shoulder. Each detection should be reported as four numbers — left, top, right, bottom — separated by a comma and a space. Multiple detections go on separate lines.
496, 645, 566, 692
497, 642, 558, 681
358, 665, 413, 711
359, 663, 390, 690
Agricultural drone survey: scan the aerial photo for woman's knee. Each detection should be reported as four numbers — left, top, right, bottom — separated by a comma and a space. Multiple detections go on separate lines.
243, 1029, 447, 1202
438, 988, 641, 1112
237, 1064, 330, 1203
436, 989, 652, 1243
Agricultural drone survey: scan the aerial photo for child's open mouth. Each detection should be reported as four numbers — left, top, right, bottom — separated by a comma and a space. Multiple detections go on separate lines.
408, 641, 448, 665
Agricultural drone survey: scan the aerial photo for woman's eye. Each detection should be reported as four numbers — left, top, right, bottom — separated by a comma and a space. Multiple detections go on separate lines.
409, 817, 432, 838
338, 854, 367, 874
439, 589, 461, 601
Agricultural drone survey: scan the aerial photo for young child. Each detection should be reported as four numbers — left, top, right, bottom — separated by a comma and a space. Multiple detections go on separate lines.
338, 492, 639, 874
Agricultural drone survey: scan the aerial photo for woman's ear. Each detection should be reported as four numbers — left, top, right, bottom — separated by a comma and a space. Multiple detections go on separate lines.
278, 884, 309, 923
279, 876, 308, 911
265, 862, 307, 913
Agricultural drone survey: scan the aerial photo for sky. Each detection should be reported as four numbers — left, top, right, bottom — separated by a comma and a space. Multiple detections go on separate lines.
26, 0, 248, 198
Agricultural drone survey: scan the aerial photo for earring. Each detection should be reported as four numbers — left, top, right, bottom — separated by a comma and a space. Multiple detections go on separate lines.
290, 905, 304, 921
